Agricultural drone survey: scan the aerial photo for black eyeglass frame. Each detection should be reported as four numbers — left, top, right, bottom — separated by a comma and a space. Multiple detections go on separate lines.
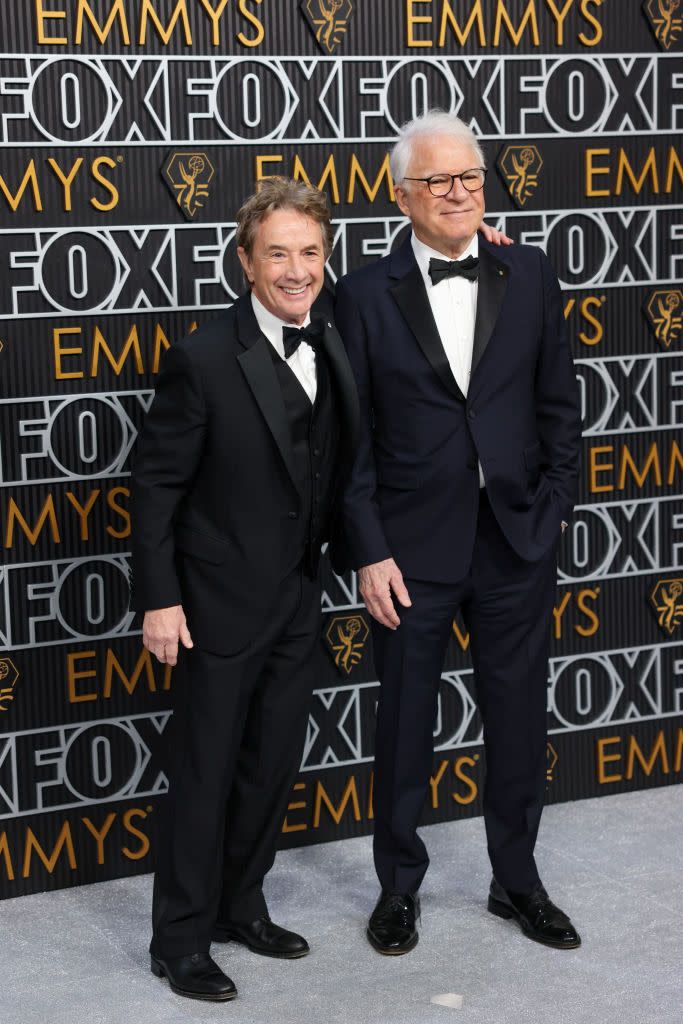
402, 168, 488, 196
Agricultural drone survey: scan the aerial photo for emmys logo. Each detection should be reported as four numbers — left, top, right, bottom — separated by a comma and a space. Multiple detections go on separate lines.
325, 614, 369, 675
643, 0, 682, 49
497, 145, 543, 208
546, 742, 558, 784
300, 0, 354, 53
650, 578, 683, 635
162, 152, 215, 220
0, 659, 19, 712
644, 289, 683, 349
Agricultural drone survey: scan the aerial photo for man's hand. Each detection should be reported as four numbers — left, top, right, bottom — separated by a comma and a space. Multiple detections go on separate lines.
142, 605, 193, 665
358, 558, 412, 630
479, 223, 514, 246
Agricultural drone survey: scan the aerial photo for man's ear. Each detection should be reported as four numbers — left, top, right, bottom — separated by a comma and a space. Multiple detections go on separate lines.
237, 246, 254, 285
394, 186, 411, 218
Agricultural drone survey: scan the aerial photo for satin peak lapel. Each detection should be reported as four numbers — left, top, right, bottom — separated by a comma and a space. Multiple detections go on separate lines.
235, 299, 300, 496
470, 247, 508, 383
390, 266, 465, 403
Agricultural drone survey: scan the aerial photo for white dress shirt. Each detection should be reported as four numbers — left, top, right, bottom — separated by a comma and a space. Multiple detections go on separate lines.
251, 293, 317, 404
411, 232, 485, 486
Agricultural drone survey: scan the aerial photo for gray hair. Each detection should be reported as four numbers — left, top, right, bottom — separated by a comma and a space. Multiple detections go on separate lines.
390, 111, 486, 186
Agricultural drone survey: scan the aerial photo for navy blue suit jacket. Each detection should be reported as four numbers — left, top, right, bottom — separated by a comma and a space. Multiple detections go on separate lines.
335, 235, 582, 582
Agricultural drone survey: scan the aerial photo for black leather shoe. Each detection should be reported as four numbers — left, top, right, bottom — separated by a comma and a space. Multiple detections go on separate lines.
212, 915, 310, 959
150, 952, 236, 1001
488, 878, 581, 949
367, 891, 420, 955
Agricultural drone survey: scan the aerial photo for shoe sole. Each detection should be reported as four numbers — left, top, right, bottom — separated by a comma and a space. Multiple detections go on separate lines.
487, 896, 582, 950
150, 958, 237, 1001
212, 933, 310, 959
366, 927, 419, 956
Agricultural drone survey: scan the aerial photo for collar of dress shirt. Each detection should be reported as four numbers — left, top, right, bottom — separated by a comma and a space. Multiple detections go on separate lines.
250, 292, 311, 359
411, 231, 479, 289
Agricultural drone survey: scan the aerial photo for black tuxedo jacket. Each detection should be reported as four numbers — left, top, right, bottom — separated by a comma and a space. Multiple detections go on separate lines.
130, 292, 359, 654
335, 236, 582, 581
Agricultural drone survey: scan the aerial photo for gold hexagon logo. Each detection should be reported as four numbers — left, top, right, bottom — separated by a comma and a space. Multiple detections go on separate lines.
650, 578, 683, 636
0, 658, 20, 712
497, 145, 544, 208
325, 613, 369, 675
644, 288, 683, 349
300, 0, 354, 53
546, 742, 558, 783
643, 0, 682, 49
162, 151, 215, 220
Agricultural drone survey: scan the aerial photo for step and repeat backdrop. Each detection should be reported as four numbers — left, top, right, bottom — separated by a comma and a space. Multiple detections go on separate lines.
0, 0, 681, 897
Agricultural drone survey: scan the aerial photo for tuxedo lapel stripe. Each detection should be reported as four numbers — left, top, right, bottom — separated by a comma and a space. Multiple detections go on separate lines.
390, 265, 466, 405
469, 246, 509, 393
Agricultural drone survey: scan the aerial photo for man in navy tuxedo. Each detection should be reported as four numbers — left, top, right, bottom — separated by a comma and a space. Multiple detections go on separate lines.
335, 112, 583, 954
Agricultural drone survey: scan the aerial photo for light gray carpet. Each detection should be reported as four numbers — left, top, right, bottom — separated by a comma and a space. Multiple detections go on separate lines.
2, 787, 681, 1024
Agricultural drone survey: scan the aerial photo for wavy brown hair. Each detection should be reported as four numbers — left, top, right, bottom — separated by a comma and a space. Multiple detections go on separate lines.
236, 178, 334, 259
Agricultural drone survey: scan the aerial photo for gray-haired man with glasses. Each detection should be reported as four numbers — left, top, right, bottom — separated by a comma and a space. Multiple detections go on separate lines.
335, 111, 582, 956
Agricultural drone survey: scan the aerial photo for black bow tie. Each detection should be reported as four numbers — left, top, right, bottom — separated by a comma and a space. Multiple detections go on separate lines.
428, 255, 479, 285
282, 318, 325, 360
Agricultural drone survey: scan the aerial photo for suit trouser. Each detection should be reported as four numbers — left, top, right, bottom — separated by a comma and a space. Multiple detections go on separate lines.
372, 491, 558, 897
150, 565, 321, 959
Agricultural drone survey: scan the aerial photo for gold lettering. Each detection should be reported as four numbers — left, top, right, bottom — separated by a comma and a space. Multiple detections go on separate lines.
0, 160, 42, 212
75, 0, 130, 45
255, 155, 284, 183
4, 496, 60, 548
667, 441, 683, 486
313, 777, 361, 827
544, 0, 574, 45
493, 0, 540, 46
91, 156, 119, 211
576, 588, 600, 637
65, 489, 100, 541
453, 756, 478, 805
122, 809, 150, 860
452, 619, 470, 651
90, 325, 144, 376
626, 731, 669, 780
346, 153, 394, 203
67, 650, 98, 703
106, 486, 131, 540
406, 0, 432, 46
292, 154, 341, 205
578, 0, 604, 47
618, 442, 662, 491
23, 823, 77, 878
82, 813, 117, 865
53, 326, 84, 380
674, 729, 683, 773
237, 0, 264, 47
282, 782, 308, 833
665, 147, 683, 193
0, 833, 14, 881
552, 590, 572, 639
588, 446, 614, 494
615, 147, 659, 196
429, 759, 449, 808
34, 0, 67, 45
103, 647, 158, 698
197, 0, 230, 45
47, 157, 84, 212
152, 324, 172, 373
438, 0, 485, 46
596, 736, 621, 784
579, 296, 604, 346
585, 148, 610, 197
139, 0, 192, 45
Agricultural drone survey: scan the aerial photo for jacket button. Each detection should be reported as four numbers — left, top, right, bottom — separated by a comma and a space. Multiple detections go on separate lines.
468, 408, 476, 419
288, 511, 298, 519
313, 448, 320, 457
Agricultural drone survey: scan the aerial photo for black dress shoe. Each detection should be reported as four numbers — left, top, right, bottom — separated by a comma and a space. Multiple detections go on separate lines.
150, 952, 236, 1001
488, 878, 581, 949
212, 915, 310, 959
367, 891, 420, 955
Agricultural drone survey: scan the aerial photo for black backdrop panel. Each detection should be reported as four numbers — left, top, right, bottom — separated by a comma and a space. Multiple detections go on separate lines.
0, 0, 681, 897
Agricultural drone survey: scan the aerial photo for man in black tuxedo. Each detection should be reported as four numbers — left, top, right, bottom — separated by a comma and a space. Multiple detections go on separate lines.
335, 112, 583, 955
130, 179, 359, 1001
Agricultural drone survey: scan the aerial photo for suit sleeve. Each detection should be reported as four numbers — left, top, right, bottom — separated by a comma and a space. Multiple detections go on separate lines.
335, 278, 393, 569
535, 250, 583, 523
129, 344, 207, 612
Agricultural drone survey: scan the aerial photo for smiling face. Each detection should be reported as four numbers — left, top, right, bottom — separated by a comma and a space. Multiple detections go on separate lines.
395, 134, 485, 259
237, 208, 326, 325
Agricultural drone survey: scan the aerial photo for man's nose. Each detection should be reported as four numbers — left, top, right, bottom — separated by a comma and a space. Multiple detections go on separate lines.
283, 254, 307, 277
445, 177, 470, 200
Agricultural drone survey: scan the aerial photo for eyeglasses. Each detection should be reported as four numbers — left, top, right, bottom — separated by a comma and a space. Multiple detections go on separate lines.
403, 168, 487, 196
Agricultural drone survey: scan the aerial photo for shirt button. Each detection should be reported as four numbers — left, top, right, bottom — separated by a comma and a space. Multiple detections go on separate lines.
288, 511, 298, 519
